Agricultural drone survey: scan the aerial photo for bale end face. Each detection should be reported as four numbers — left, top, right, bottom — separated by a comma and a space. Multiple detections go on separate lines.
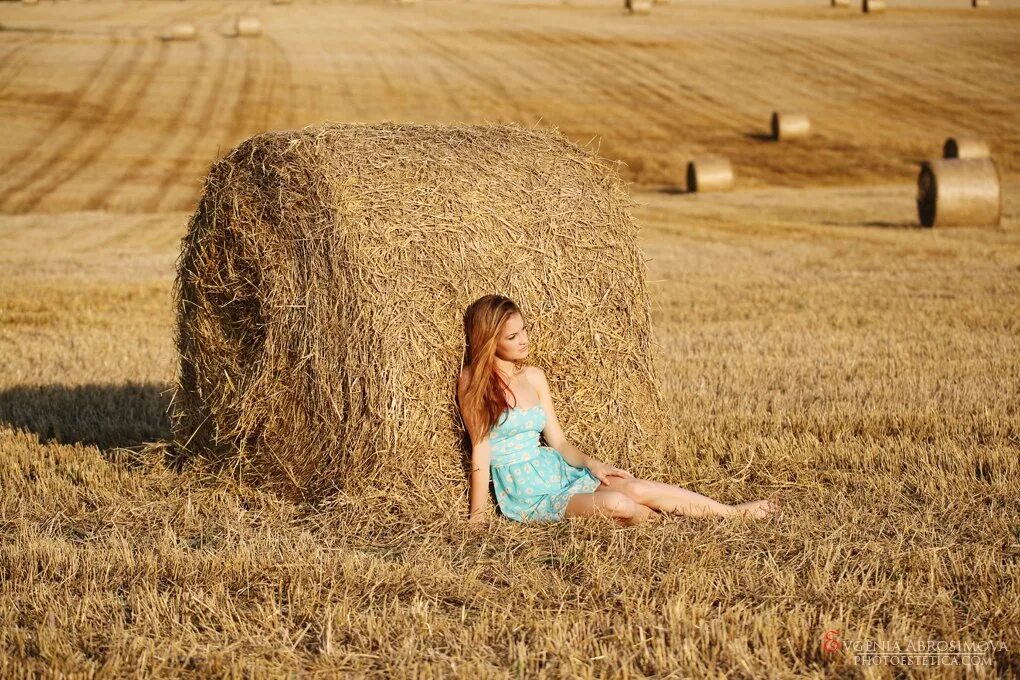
862, 0, 886, 12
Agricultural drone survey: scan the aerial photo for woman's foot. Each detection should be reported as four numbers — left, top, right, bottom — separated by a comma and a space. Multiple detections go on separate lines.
729, 499, 778, 519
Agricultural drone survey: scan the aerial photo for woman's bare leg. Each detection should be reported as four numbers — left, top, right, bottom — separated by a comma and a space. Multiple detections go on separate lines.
563, 490, 658, 526
610, 478, 777, 519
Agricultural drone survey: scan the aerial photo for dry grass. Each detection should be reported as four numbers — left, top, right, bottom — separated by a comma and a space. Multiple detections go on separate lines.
0, 0, 1018, 676
2, 184, 1017, 676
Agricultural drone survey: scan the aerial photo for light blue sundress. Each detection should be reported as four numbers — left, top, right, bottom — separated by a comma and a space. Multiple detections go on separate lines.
488, 404, 602, 523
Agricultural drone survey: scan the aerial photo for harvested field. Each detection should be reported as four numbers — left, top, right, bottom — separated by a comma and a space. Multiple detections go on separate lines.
0, 0, 1018, 676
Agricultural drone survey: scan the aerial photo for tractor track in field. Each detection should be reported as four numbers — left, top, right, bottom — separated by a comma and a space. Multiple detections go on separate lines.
82, 36, 213, 212
0, 32, 126, 208
0, 35, 49, 98
7, 30, 168, 213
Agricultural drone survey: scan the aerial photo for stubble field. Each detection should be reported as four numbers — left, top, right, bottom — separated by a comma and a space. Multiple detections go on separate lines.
1, 0, 1018, 676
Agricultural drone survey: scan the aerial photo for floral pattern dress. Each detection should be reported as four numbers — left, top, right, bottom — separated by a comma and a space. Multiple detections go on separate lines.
488, 404, 602, 523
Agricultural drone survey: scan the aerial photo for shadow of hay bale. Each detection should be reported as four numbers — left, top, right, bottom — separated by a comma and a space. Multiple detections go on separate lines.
0, 382, 171, 450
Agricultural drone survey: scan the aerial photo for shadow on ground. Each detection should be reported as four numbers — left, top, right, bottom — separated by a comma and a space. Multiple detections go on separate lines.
0, 382, 172, 449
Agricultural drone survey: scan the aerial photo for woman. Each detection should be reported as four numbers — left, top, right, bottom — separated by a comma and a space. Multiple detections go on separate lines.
456, 294, 779, 528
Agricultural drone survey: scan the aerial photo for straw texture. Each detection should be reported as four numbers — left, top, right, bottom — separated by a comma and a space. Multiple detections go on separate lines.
770, 112, 810, 141
916, 158, 1001, 228
686, 157, 734, 193
172, 122, 673, 507
943, 136, 990, 159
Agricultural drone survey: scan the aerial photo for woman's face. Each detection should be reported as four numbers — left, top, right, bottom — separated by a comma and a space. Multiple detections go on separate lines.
496, 312, 529, 362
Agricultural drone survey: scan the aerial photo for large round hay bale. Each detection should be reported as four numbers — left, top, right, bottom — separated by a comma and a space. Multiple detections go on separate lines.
686, 156, 734, 193
916, 158, 1001, 228
770, 112, 810, 141
831, 0, 849, 6
943, 136, 990, 159
626, 0, 652, 13
862, 0, 885, 12
161, 23, 197, 41
235, 16, 262, 37
172, 122, 672, 506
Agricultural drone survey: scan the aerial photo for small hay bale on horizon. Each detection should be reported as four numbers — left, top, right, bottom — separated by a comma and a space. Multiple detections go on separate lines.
161, 23, 197, 41
831, 0, 849, 7
972, 0, 990, 7
863, 0, 885, 13
172, 122, 673, 508
626, 0, 652, 14
943, 136, 991, 159
686, 157, 734, 193
235, 15, 262, 37
916, 157, 1001, 228
770, 112, 810, 141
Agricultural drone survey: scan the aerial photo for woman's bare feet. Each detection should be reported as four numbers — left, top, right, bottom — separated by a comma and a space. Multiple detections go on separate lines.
729, 499, 778, 519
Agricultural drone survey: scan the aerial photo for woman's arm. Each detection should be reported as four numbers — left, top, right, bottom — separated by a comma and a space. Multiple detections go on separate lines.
531, 367, 597, 470
458, 369, 491, 522
468, 441, 491, 521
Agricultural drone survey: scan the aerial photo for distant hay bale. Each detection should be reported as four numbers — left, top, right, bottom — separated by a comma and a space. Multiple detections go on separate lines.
172, 122, 672, 505
944, 136, 991, 159
686, 157, 734, 193
770, 112, 810, 141
831, 0, 849, 6
972, 0, 990, 6
235, 16, 262, 37
916, 158, 1001, 228
626, 0, 652, 13
21, 0, 39, 5
862, 0, 885, 12
161, 23, 197, 41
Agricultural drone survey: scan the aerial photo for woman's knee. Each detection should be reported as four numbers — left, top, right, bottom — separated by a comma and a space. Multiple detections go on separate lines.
595, 491, 640, 518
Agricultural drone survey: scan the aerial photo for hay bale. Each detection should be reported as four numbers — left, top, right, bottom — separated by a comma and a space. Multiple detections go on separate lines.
944, 136, 991, 159
862, 0, 885, 12
172, 122, 672, 505
626, 0, 652, 13
831, 0, 849, 6
972, 0, 990, 6
161, 23, 197, 41
770, 112, 810, 141
235, 16, 262, 37
686, 156, 734, 193
21, 0, 39, 5
916, 158, 1001, 228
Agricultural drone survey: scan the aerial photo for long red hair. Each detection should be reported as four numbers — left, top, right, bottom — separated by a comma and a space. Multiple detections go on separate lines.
459, 294, 528, 444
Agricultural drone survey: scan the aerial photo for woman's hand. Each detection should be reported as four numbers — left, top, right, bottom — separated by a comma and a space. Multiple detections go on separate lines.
466, 512, 487, 532
586, 459, 634, 485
